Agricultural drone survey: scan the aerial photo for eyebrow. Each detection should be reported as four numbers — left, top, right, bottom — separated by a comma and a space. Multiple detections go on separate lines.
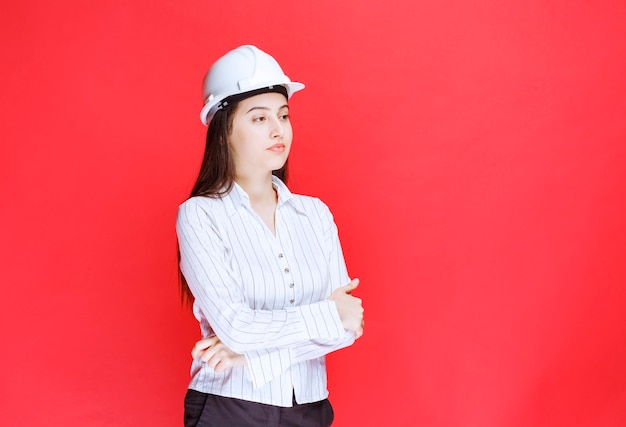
245, 104, 289, 114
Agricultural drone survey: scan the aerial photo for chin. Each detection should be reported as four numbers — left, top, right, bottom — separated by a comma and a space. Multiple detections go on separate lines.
268, 157, 288, 171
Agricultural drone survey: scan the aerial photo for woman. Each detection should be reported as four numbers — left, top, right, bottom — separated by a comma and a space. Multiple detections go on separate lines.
176, 45, 364, 427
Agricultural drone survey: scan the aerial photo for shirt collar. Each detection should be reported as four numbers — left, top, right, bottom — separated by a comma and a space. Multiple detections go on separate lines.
224, 176, 307, 217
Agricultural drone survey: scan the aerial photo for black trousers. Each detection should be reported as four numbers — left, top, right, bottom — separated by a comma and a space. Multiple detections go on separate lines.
184, 389, 334, 427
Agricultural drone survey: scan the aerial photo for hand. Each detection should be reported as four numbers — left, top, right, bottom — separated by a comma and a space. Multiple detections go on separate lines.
328, 278, 364, 339
191, 336, 246, 373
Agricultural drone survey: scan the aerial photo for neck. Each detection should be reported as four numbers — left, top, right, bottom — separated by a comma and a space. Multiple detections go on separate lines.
235, 172, 276, 205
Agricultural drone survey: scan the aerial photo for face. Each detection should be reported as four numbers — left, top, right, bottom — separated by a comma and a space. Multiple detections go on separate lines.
228, 92, 292, 178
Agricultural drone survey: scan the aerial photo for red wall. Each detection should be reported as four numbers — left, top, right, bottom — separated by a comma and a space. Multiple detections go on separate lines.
2, 1, 625, 426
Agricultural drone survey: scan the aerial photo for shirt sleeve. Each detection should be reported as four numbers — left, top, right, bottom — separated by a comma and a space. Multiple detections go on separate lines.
245, 332, 356, 388
177, 199, 345, 354
244, 199, 357, 388
316, 198, 352, 294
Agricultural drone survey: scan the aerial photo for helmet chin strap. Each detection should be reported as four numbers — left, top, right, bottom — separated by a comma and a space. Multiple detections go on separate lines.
217, 85, 289, 111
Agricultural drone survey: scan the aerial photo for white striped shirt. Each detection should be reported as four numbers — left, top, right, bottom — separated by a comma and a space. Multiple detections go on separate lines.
176, 176, 355, 407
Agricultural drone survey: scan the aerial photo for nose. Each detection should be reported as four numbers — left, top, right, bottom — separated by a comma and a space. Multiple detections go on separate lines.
270, 117, 284, 139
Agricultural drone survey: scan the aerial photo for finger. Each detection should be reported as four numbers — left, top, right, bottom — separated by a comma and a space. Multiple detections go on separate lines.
191, 338, 211, 359
201, 344, 220, 363
207, 348, 228, 370
355, 326, 363, 339
191, 343, 204, 359
192, 336, 219, 358
343, 278, 359, 294
206, 349, 220, 368
214, 358, 231, 373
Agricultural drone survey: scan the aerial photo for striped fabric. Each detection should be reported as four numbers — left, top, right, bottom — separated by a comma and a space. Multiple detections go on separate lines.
176, 176, 355, 407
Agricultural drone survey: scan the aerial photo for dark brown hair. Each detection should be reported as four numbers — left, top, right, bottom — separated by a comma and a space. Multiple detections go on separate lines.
179, 94, 289, 306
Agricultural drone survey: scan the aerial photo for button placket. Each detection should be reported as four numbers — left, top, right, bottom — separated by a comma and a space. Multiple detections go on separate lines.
273, 228, 296, 306
275, 249, 295, 306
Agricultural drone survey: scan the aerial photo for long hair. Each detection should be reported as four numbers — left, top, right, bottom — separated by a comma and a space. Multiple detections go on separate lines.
178, 99, 289, 306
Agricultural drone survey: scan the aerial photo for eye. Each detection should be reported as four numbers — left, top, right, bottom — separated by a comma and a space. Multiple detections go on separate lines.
279, 113, 290, 121
252, 115, 267, 123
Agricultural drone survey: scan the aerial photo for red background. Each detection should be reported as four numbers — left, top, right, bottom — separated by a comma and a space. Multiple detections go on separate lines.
2, 1, 626, 426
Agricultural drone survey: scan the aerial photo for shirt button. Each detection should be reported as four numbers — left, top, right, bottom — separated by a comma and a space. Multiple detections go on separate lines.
289, 282, 294, 288
278, 253, 284, 258
284, 267, 290, 273
289, 299, 295, 304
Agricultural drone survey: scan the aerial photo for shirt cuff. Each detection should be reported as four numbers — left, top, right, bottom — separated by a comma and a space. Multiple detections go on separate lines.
294, 300, 345, 340
245, 347, 292, 389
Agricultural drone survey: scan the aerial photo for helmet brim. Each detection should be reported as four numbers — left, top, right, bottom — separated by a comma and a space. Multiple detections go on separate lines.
200, 81, 305, 126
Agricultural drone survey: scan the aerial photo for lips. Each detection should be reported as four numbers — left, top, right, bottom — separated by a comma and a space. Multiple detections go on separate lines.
268, 143, 286, 152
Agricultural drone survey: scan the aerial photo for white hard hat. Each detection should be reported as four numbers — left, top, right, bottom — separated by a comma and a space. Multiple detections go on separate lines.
200, 45, 305, 125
